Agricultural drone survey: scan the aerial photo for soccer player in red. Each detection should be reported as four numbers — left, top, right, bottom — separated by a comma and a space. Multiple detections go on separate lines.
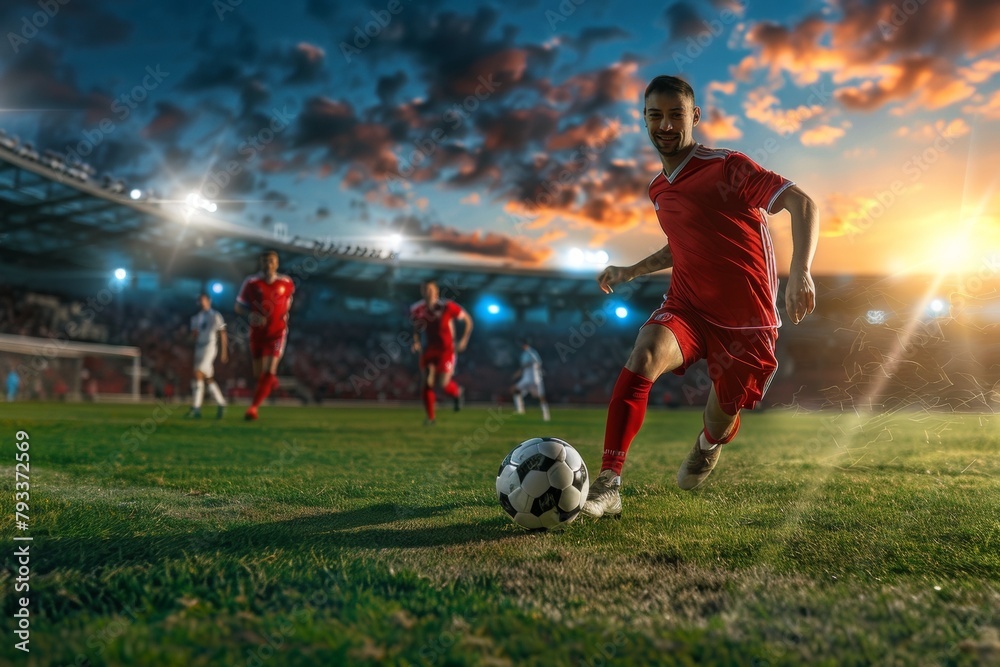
582, 75, 818, 518
235, 250, 295, 421
410, 280, 473, 425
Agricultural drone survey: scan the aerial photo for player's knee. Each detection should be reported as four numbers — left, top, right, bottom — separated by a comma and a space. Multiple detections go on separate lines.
626, 343, 662, 377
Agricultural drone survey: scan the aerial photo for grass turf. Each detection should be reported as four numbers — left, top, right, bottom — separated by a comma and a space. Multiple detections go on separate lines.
1, 402, 998, 666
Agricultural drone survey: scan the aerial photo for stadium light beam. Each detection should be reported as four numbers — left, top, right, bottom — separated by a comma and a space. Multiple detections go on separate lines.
930, 299, 945, 314
129, 189, 142, 200
615, 306, 628, 319
211, 282, 224, 295
487, 303, 501, 315
114, 268, 127, 281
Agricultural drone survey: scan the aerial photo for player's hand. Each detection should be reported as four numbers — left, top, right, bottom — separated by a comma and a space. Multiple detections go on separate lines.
247, 312, 266, 327
785, 268, 816, 324
597, 265, 633, 294
457, 339, 468, 353
411, 340, 421, 353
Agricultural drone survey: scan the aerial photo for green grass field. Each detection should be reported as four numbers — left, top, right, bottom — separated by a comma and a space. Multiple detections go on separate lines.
1, 402, 999, 666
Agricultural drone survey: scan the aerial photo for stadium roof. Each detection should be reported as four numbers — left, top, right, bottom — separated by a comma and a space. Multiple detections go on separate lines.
0, 147, 672, 303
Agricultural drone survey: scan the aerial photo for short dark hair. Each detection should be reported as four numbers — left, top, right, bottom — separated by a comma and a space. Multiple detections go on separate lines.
422, 279, 438, 288
198, 292, 210, 299
260, 249, 279, 260
644, 75, 696, 107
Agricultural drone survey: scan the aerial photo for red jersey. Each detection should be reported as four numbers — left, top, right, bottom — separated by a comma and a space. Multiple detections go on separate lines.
410, 299, 463, 350
649, 144, 793, 329
237, 273, 295, 337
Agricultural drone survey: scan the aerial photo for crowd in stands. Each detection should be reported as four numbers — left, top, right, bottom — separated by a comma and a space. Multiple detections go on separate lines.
2, 285, 998, 411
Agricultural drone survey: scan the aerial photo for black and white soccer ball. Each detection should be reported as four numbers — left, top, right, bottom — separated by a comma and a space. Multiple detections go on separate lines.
495, 437, 589, 530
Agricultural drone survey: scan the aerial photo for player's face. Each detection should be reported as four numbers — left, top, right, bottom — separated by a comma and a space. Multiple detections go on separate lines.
422, 282, 439, 303
198, 295, 211, 310
260, 253, 279, 277
644, 91, 700, 158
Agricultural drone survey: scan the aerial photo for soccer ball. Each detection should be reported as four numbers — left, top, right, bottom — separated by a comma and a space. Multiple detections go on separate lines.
495, 437, 589, 530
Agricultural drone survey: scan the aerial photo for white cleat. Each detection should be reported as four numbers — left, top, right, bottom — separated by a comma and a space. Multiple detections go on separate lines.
581, 469, 622, 519
677, 437, 723, 490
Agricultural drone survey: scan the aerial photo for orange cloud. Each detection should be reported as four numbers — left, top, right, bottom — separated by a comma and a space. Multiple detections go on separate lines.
547, 117, 623, 152
800, 123, 848, 146
460, 192, 481, 205
743, 86, 824, 134
963, 89, 1000, 119
836, 56, 976, 112
959, 56, 1000, 84
697, 107, 743, 142
737, 1, 1000, 113
897, 118, 971, 141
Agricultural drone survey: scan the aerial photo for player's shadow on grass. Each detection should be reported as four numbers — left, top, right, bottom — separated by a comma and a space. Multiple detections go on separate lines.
37, 502, 517, 573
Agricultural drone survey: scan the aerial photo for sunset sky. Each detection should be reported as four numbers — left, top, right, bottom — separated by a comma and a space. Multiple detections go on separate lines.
1, 0, 998, 275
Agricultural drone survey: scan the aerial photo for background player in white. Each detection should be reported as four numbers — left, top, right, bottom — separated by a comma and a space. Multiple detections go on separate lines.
511, 338, 550, 421
188, 292, 229, 419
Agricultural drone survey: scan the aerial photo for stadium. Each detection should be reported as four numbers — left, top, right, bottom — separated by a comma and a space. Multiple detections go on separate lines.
2, 2, 1000, 666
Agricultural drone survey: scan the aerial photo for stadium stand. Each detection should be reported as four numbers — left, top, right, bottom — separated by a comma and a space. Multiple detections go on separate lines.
2, 138, 999, 411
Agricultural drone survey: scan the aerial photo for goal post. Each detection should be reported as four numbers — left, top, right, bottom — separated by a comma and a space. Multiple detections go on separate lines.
0, 333, 142, 402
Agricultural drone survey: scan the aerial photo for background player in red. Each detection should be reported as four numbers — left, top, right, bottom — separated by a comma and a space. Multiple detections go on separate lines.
582, 75, 819, 518
410, 279, 473, 425
235, 250, 295, 421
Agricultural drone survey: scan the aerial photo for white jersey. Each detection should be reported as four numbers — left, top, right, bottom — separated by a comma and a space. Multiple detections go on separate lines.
519, 347, 543, 384
191, 309, 226, 358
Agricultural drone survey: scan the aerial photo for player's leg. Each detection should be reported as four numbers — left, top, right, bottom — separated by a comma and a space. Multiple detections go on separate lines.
422, 363, 437, 424
677, 385, 740, 490
583, 323, 689, 519
677, 327, 775, 490
601, 324, 686, 473
512, 387, 525, 414
535, 384, 551, 422
205, 375, 227, 418
248, 335, 285, 419
438, 352, 463, 411
188, 369, 206, 418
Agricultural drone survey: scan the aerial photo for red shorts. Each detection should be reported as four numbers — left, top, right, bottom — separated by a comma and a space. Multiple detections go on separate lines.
421, 347, 456, 375
249, 330, 287, 360
645, 300, 778, 414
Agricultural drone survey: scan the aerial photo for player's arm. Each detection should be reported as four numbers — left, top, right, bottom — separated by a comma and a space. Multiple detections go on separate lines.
235, 301, 265, 327
218, 327, 229, 364
771, 184, 818, 324
456, 308, 473, 353
411, 323, 422, 353
597, 244, 673, 294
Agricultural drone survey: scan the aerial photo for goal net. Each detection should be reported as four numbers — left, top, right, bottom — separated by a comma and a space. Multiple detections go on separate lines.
0, 333, 141, 402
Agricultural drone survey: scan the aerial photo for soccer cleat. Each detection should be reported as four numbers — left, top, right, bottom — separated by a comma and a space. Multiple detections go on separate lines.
423, 418, 436, 426
454, 386, 465, 412
677, 437, 723, 490
216, 406, 226, 420
184, 408, 202, 419
244, 407, 258, 421
580, 469, 622, 519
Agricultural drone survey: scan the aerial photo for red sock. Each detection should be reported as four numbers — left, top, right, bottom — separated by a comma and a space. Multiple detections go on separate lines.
602, 367, 654, 475
442, 381, 460, 398
252, 372, 275, 408
422, 386, 436, 420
